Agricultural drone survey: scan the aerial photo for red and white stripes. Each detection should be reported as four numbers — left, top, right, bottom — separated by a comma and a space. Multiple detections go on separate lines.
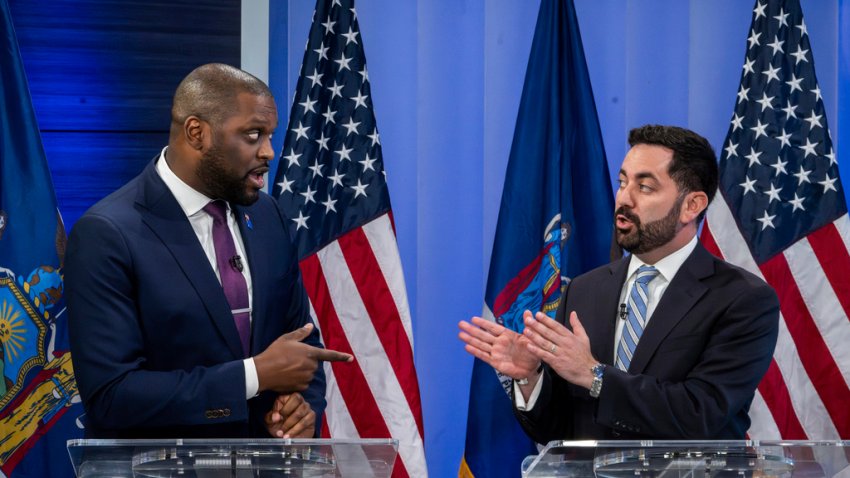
703, 197, 849, 440
300, 212, 428, 477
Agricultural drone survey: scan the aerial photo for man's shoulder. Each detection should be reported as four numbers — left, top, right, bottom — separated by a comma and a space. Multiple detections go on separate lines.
703, 250, 775, 295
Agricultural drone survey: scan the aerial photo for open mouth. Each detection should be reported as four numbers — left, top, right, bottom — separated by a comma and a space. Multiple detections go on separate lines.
247, 168, 268, 189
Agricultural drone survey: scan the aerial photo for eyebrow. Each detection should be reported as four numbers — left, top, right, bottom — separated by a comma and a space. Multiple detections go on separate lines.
619, 169, 660, 182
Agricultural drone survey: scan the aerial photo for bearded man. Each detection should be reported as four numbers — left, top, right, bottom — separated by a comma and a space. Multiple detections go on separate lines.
459, 124, 779, 441
66, 64, 351, 440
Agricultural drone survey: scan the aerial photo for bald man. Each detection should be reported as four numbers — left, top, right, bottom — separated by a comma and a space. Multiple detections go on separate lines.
67, 64, 351, 440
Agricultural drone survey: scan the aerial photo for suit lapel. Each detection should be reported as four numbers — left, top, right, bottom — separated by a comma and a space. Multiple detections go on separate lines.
135, 160, 245, 359
587, 258, 629, 367
629, 244, 713, 373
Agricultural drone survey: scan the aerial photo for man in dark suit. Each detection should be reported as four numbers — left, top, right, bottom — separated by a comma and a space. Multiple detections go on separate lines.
459, 125, 779, 441
66, 63, 351, 440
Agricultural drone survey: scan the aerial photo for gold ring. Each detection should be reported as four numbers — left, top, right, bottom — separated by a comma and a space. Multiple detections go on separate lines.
549, 343, 556, 354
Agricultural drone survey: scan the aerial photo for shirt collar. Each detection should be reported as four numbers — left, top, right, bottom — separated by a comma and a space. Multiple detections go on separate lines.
155, 146, 218, 217
626, 235, 699, 283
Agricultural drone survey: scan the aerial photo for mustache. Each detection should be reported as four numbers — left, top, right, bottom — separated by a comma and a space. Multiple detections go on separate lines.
614, 207, 641, 225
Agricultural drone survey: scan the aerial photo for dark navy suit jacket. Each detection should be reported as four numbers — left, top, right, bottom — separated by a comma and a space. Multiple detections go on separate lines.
514, 243, 779, 442
66, 158, 325, 438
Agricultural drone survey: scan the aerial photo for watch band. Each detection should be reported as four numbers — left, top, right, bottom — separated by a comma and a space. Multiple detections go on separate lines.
589, 363, 605, 398
516, 363, 545, 386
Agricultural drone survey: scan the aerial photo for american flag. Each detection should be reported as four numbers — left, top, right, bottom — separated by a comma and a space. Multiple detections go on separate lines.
272, 0, 427, 476
701, 0, 849, 440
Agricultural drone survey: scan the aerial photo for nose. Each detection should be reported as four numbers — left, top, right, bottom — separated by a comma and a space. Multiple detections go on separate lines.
616, 183, 634, 210
258, 136, 274, 161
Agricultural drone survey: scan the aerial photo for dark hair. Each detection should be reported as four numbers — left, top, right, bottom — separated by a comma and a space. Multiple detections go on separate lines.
628, 125, 718, 221
171, 63, 273, 126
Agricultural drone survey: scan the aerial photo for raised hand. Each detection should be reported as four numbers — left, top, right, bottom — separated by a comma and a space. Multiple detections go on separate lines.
458, 312, 540, 380
523, 311, 597, 389
254, 323, 352, 393
265, 393, 316, 438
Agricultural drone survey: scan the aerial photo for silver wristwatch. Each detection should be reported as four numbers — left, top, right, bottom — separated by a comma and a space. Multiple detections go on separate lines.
589, 363, 605, 398
516, 363, 544, 386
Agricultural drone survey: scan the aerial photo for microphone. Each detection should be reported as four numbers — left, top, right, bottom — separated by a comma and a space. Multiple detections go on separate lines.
229, 255, 244, 272
619, 303, 627, 320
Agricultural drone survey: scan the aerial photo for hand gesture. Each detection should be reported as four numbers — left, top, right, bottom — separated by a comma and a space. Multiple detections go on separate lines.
523, 311, 597, 389
265, 393, 316, 438
458, 312, 540, 380
254, 323, 352, 393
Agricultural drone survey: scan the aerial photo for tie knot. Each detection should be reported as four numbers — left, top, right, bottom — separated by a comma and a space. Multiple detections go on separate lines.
635, 265, 660, 285
203, 200, 228, 223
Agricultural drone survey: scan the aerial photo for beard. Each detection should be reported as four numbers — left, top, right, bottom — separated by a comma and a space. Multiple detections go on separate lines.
196, 142, 260, 206
614, 196, 683, 255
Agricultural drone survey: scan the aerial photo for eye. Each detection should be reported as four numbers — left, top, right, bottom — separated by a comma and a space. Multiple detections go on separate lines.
246, 131, 260, 141
639, 183, 654, 192
617, 179, 626, 189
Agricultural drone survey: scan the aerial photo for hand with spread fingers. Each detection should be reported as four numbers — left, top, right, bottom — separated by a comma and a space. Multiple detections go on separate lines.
458, 312, 540, 380
522, 310, 598, 389
265, 393, 316, 438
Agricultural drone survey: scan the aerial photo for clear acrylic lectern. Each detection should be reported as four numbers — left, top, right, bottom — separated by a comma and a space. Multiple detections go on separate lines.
521, 440, 850, 477
67, 438, 398, 477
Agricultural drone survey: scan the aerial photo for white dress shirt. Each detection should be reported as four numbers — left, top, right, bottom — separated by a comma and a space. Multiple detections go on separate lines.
515, 235, 699, 411
155, 148, 259, 399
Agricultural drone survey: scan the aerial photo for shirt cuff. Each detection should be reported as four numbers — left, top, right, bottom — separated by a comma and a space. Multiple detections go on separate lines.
514, 373, 544, 411
244, 358, 259, 399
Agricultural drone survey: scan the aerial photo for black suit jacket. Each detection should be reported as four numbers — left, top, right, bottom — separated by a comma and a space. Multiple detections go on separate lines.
514, 242, 779, 442
66, 158, 325, 438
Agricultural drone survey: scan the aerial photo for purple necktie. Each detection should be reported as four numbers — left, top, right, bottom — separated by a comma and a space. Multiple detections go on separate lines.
203, 200, 250, 356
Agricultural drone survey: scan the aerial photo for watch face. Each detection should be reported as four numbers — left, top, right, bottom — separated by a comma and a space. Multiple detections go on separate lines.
592, 364, 605, 377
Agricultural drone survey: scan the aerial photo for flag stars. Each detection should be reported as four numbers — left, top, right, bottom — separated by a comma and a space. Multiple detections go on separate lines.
315, 132, 330, 151
284, 150, 302, 168
796, 19, 808, 37
764, 182, 783, 203
327, 81, 344, 99
277, 175, 294, 194
351, 90, 369, 109
292, 211, 309, 230
300, 185, 317, 204
769, 158, 788, 177
359, 66, 370, 83
737, 85, 750, 104
342, 26, 360, 45
313, 42, 329, 60
756, 92, 775, 112
791, 46, 809, 65
342, 117, 361, 136
825, 149, 836, 166
781, 100, 798, 119
321, 18, 336, 35
368, 129, 381, 146
811, 86, 822, 102
776, 128, 792, 148
745, 148, 763, 167
785, 74, 803, 93
747, 29, 761, 49
299, 97, 317, 114
308, 160, 324, 178
753, 1, 767, 19
322, 106, 338, 124
321, 195, 338, 213
773, 8, 789, 27
750, 119, 769, 139
335, 53, 353, 72
793, 165, 812, 185
739, 175, 757, 195
819, 174, 838, 193
307, 69, 324, 88
768, 36, 785, 56
335, 144, 354, 161
350, 179, 368, 198
360, 154, 377, 172
761, 64, 781, 83
731, 113, 744, 131
756, 210, 776, 230
788, 193, 805, 212
329, 169, 345, 188
804, 111, 822, 130
724, 140, 738, 158
798, 138, 818, 158
742, 58, 755, 75
292, 122, 310, 141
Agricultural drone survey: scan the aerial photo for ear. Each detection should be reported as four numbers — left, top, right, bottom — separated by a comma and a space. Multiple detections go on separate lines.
183, 116, 208, 151
680, 191, 708, 224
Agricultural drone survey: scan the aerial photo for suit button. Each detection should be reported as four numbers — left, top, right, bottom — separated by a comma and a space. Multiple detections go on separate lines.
223, 408, 231, 417
612, 430, 621, 437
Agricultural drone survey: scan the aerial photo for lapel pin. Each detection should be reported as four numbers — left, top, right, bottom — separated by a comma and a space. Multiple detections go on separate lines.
244, 213, 253, 230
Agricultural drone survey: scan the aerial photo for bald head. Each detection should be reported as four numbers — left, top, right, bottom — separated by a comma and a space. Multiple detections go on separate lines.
171, 63, 273, 130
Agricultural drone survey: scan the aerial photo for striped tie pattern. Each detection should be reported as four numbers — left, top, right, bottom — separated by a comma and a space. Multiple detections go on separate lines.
615, 265, 660, 371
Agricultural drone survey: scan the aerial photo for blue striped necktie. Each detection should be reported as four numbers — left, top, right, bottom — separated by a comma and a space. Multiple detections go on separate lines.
615, 265, 660, 371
